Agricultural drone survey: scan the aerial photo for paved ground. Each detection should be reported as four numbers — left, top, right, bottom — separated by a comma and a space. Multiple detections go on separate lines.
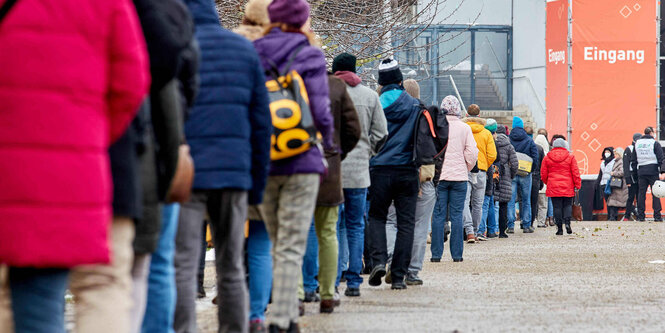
197, 220, 665, 332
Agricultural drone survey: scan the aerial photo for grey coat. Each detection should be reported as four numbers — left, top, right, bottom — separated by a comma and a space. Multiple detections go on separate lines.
341, 83, 388, 189
495, 133, 519, 203
608, 158, 629, 207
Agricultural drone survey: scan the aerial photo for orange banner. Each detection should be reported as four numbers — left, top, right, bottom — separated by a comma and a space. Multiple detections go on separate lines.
571, 0, 658, 175
545, 0, 568, 137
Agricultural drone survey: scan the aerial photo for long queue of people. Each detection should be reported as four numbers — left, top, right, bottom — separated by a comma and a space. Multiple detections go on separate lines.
1, 0, 661, 333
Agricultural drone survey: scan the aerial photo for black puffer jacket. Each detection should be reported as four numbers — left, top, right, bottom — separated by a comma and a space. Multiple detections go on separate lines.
494, 133, 518, 203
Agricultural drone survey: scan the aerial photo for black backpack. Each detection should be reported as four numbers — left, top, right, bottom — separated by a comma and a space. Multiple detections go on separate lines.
413, 105, 449, 166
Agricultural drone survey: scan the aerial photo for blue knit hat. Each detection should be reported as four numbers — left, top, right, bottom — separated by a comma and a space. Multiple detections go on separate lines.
512, 116, 524, 129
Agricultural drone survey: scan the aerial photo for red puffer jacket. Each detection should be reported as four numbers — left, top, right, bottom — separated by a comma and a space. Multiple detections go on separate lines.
541, 148, 582, 197
0, 0, 149, 267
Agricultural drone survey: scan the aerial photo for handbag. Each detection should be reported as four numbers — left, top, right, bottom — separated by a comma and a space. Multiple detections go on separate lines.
609, 176, 623, 189
166, 144, 194, 203
572, 191, 583, 221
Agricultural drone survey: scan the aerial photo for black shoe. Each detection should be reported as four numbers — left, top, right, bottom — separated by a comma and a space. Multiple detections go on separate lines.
566, 224, 573, 234
487, 233, 498, 239
523, 226, 534, 233
268, 322, 299, 333
405, 274, 423, 286
368, 266, 386, 286
361, 264, 371, 275
430, 258, 441, 263
344, 287, 360, 297
303, 291, 320, 303
453, 258, 463, 262
499, 233, 509, 238
556, 227, 563, 235
391, 281, 407, 290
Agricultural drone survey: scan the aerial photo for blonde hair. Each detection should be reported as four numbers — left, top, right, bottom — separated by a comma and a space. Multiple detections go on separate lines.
403, 79, 420, 99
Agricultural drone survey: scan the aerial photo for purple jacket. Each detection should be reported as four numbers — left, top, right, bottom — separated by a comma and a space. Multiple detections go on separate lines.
254, 29, 334, 176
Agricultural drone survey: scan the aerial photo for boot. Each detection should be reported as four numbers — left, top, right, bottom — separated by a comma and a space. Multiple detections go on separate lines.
555, 219, 563, 235
565, 223, 573, 235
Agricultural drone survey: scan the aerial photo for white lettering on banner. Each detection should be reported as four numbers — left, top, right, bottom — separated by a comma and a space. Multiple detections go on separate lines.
583, 47, 645, 64
548, 49, 566, 64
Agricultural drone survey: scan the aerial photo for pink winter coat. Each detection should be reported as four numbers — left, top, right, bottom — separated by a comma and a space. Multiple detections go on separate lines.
440, 115, 479, 182
0, 0, 150, 267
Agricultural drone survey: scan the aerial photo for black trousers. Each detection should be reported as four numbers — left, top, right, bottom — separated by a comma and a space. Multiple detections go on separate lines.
367, 167, 419, 282
608, 206, 620, 221
551, 197, 573, 226
637, 175, 662, 221
498, 202, 508, 235
625, 183, 638, 218
530, 176, 540, 224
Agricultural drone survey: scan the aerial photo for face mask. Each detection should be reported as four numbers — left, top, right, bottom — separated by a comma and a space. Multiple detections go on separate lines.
604, 152, 611, 158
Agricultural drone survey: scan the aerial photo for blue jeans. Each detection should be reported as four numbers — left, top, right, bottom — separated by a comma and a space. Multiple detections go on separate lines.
479, 195, 497, 235
247, 220, 272, 321
142, 204, 180, 333
9, 267, 69, 333
508, 175, 533, 229
431, 181, 467, 261
547, 197, 553, 218
336, 206, 349, 279
302, 220, 319, 293
337, 188, 367, 288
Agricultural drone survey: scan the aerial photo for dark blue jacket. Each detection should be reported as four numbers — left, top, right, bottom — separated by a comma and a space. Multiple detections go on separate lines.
509, 127, 539, 170
370, 84, 420, 168
184, 0, 272, 204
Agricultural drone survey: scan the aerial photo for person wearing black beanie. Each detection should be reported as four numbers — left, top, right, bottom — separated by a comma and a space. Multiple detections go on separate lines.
378, 58, 403, 86
332, 53, 357, 73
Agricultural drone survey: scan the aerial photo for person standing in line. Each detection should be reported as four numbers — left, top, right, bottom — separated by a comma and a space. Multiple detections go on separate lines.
493, 125, 519, 238
622, 133, 642, 221
526, 127, 545, 230
631, 127, 663, 222
232, 0, 274, 331
331, 53, 388, 298
299, 73, 360, 313
534, 129, 550, 228
507, 117, 539, 233
365, 59, 422, 290
254, 0, 336, 330
384, 79, 438, 286
596, 147, 615, 219
174, 0, 273, 331
607, 148, 629, 221
462, 104, 497, 242
0, 0, 149, 331
478, 119, 499, 238
430, 96, 478, 262
541, 139, 581, 235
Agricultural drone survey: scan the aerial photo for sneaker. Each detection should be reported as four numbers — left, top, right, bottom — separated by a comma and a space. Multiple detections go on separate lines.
523, 227, 534, 233
405, 274, 423, 286
391, 281, 407, 290
303, 291, 320, 303
250, 319, 267, 333
499, 233, 509, 238
344, 287, 360, 297
537, 223, 547, 228
384, 268, 392, 284
430, 258, 441, 263
487, 233, 498, 239
466, 234, 476, 243
506, 228, 514, 234
368, 266, 386, 287
476, 235, 488, 241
